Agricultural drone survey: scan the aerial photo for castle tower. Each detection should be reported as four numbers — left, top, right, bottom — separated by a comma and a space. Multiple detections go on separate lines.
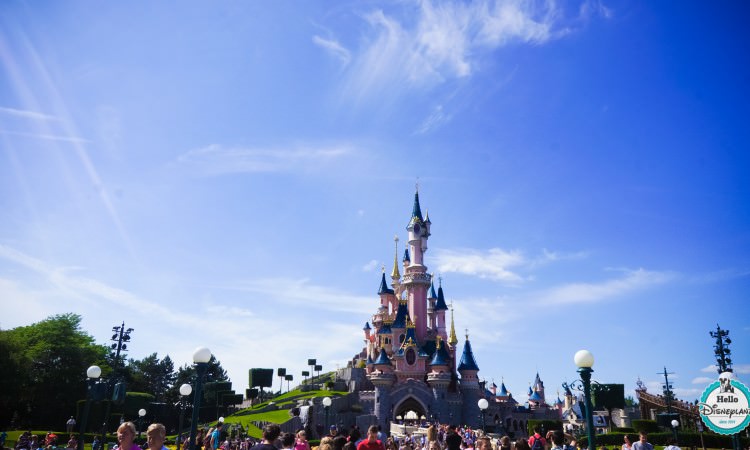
427, 280, 437, 330
434, 278, 448, 339
370, 346, 396, 432
427, 335, 452, 423
533, 372, 546, 404
458, 332, 481, 427
403, 189, 431, 342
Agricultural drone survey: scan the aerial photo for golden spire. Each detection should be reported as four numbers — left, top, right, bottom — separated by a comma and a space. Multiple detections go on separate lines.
436, 334, 442, 350
391, 235, 400, 279
449, 302, 458, 346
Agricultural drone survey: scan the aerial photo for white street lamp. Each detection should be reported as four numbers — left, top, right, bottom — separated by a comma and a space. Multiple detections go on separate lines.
188, 347, 212, 450
478, 398, 489, 432
322, 397, 332, 432
574, 350, 596, 450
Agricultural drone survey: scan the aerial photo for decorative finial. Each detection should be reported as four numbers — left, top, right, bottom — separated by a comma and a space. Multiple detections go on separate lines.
465, 328, 469, 341
416, 178, 419, 193
381, 265, 385, 273
439, 274, 443, 287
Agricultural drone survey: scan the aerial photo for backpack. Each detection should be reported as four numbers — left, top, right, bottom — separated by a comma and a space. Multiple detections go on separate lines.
531, 437, 544, 450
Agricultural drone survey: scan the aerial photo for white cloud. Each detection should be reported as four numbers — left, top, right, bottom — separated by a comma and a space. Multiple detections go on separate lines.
176, 143, 352, 175
433, 247, 528, 283
701, 364, 718, 373
415, 104, 451, 134
219, 277, 373, 315
535, 268, 675, 305
0, 106, 58, 121
0, 129, 90, 143
735, 364, 750, 374
312, 35, 351, 67
362, 259, 380, 272
692, 377, 713, 385
340, 0, 578, 97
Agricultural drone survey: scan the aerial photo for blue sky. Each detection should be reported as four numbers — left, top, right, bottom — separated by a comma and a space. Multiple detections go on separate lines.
1, 0, 749, 405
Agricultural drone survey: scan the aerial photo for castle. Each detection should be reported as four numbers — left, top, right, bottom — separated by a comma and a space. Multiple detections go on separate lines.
339, 189, 563, 434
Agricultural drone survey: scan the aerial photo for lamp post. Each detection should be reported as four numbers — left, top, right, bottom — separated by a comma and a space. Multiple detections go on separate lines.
670, 420, 679, 444
188, 347, 212, 450
696, 419, 706, 450
322, 397, 332, 434
477, 398, 488, 433
574, 350, 596, 450
138, 409, 147, 440
79, 366, 102, 450
177, 383, 193, 450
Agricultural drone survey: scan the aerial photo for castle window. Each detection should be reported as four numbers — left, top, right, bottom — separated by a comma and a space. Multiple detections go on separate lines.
406, 348, 416, 365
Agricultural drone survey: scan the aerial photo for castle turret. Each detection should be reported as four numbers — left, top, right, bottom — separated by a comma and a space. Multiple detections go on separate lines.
435, 278, 448, 338
458, 332, 481, 427
427, 335, 452, 423
370, 346, 395, 432
403, 188, 430, 342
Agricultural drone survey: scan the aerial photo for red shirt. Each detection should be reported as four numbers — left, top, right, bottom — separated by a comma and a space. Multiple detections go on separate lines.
357, 440, 385, 450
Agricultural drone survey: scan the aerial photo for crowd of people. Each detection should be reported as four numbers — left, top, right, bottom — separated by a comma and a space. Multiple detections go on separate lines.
0, 420, 676, 450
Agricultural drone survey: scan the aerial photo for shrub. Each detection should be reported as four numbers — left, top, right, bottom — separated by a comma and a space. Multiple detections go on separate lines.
631, 420, 659, 434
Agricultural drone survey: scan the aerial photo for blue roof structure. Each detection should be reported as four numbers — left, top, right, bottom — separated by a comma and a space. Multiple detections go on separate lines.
403, 248, 410, 262
429, 341, 450, 366
392, 301, 409, 328
374, 347, 391, 365
530, 390, 543, 402
378, 272, 394, 295
429, 281, 438, 299
377, 323, 392, 334
366, 353, 374, 365
435, 284, 448, 311
457, 337, 480, 371
411, 190, 424, 222
499, 382, 509, 396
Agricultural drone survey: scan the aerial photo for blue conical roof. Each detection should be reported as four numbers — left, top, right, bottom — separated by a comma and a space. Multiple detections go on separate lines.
392, 301, 409, 328
429, 282, 438, 299
403, 248, 410, 262
363, 322, 371, 330
411, 190, 424, 222
366, 353, 374, 365
377, 322, 392, 334
430, 340, 451, 366
530, 390, 543, 402
435, 284, 448, 311
378, 272, 394, 295
499, 382, 509, 396
528, 386, 533, 395
374, 347, 391, 365
457, 337, 479, 371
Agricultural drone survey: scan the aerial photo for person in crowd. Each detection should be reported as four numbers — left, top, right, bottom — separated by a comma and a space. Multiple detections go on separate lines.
444, 426, 461, 450
498, 436, 511, 450
66, 435, 77, 450
385, 437, 397, 450
92, 437, 101, 450
67, 418, 77, 434
428, 441, 441, 450
29, 435, 39, 450
566, 440, 577, 450
475, 437, 491, 450
334, 436, 347, 450
621, 436, 632, 450
281, 433, 295, 450
146, 424, 168, 450
514, 439, 530, 450
319, 437, 334, 450
528, 428, 546, 450
356, 426, 385, 450
250, 425, 280, 450
549, 431, 564, 450
663, 438, 680, 450
631, 433, 652, 450
114, 422, 137, 450
295, 431, 311, 450
211, 424, 223, 450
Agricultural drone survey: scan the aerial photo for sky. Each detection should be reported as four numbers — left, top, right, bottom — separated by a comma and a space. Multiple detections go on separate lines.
1, 0, 749, 407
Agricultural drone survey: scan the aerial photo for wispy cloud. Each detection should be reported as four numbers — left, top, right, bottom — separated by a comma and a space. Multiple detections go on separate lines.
218, 277, 373, 315
0, 106, 58, 121
362, 259, 380, 272
433, 247, 529, 283
735, 364, 750, 374
692, 377, 713, 385
312, 35, 351, 67
338, 0, 597, 98
415, 104, 451, 134
432, 246, 586, 283
0, 129, 90, 143
535, 268, 676, 305
176, 143, 353, 175
701, 364, 718, 373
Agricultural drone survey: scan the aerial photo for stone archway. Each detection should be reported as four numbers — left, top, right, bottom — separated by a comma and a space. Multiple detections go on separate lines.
393, 396, 428, 424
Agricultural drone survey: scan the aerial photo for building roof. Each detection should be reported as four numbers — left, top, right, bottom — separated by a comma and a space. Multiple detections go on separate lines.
457, 336, 480, 372
363, 322, 371, 330
530, 390, 543, 402
392, 300, 409, 328
499, 382, 509, 396
429, 337, 450, 366
378, 272, 394, 295
435, 283, 448, 311
429, 281, 438, 299
374, 347, 391, 365
403, 248, 410, 262
411, 189, 424, 223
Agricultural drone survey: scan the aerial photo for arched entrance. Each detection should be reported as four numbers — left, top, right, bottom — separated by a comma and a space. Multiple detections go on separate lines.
393, 396, 427, 425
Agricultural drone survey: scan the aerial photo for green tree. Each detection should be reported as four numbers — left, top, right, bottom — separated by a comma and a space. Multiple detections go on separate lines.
0, 313, 109, 428
127, 353, 176, 402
